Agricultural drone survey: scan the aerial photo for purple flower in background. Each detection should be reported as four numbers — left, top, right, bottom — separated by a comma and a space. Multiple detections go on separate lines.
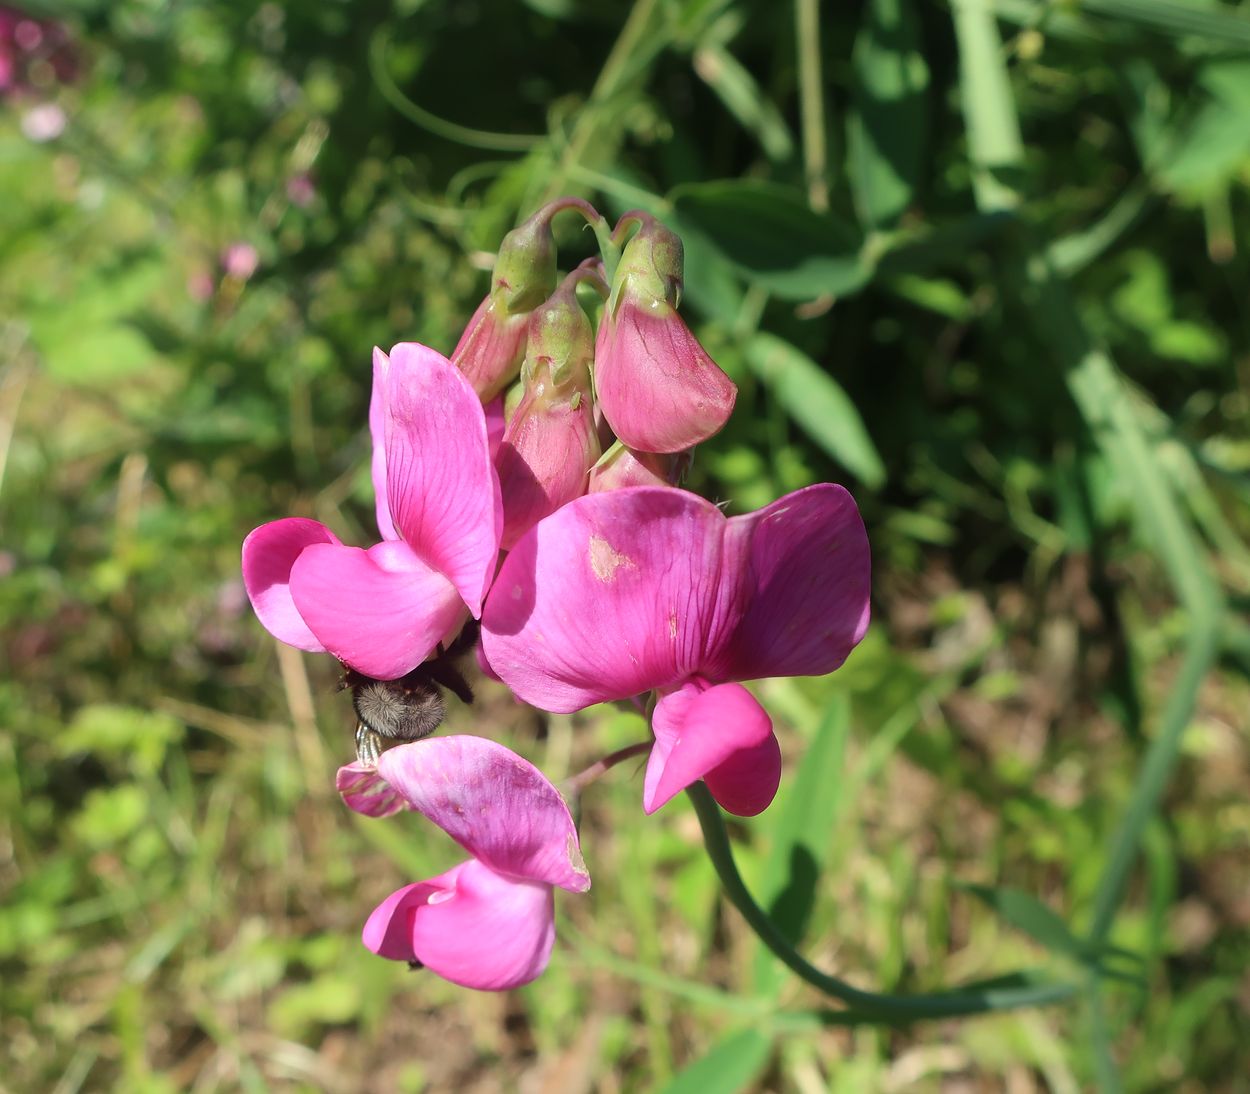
482, 484, 870, 816
337, 735, 590, 990
242, 344, 502, 679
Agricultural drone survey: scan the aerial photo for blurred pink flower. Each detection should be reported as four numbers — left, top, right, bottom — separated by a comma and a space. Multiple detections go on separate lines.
336, 735, 590, 990
285, 173, 316, 208
482, 484, 871, 816
221, 242, 259, 281
242, 344, 502, 679
20, 100, 63, 141
0, 6, 77, 98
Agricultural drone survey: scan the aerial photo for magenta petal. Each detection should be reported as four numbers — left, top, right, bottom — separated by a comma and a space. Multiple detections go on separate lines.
241, 517, 342, 652
369, 347, 398, 541
375, 736, 589, 892
336, 762, 411, 817
482, 488, 728, 712
362, 879, 442, 961
594, 299, 736, 453
642, 681, 776, 815
383, 343, 503, 616
289, 539, 465, 679
704, 732, 782, 817
709, 483, 872, 681
484, 395, 506, 458
410, 860, 555, 991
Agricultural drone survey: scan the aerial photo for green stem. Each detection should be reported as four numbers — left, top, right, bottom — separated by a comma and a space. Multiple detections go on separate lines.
687, 782, 1078, 1020
795, 0, 829, 211
544, 0, 664, 203
370, 28, 541, 152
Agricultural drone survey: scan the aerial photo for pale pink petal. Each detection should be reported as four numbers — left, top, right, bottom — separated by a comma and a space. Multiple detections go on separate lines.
336, 762, 411, 818
410, 860, 555, 990
289, 539, 465, 679
369, 347, 398, 541
375, 736, 589, 892
384, 343, 503, 616
594, 300, 736, 453
642, 681, 777, 815
241, 517, 341, 652
362, 879, 442, 961
481, 488, 730, 712
708, 484, 871, 681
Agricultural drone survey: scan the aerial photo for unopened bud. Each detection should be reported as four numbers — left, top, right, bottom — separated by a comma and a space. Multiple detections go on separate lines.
594, 217, 735, 453
495, 285, 599, 548
589, 442, 686, 492
451, 206, 561, 401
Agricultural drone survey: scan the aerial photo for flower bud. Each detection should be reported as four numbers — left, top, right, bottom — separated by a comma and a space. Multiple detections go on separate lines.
595, 217, 736, 453
495, 284, 600, 549
451, 208, 559, 401
588, 442, 686, 492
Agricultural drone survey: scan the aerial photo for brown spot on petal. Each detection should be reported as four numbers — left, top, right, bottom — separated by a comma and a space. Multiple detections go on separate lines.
589, 534, 636, 582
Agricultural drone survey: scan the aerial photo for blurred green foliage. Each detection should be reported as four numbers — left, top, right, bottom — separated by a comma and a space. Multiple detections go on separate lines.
2, 0, 1248, 1089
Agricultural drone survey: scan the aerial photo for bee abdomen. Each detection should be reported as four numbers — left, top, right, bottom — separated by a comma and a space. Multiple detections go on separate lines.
352, 678, 445, 742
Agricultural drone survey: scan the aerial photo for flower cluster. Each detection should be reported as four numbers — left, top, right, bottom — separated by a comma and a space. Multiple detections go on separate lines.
241, 200, 871, 991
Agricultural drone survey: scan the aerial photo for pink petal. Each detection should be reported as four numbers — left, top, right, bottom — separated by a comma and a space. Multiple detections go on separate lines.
362, 879, 442, 960
642, 681, 778, 815
336, 762, 411, 818
241, 518, 341, 652
481, 488, 729, 713
383, 343, 503, 616
496, 387, 599, 550
411, 860, 556, 990
450, 296, 529, 401
369, 347, 398, 542
484, 395, 506, 459
704, 732, 782, 817
589, 443, 681, 492
594, 299, 736, 453
375, 736, 589, 892
289, 539, 465, 679
708, 484, 871, 681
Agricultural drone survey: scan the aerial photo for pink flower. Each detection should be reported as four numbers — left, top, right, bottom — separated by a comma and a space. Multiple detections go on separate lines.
241, 344, 502, 679
450, 294, 530, 401
495, 281, 600, 549
222, 242, 259, 281
595, 299, 737, 453
336, 735, 590, 990
481, 485, 870, 816
594, 218, 736, 453
589, 443, 686, 492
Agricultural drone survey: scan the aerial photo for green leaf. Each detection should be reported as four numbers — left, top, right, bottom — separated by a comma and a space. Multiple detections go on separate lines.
962, 884, 1093, 961
743, 332, 886, 488
951, 0, 1025, 210
1080, 0, 1250, 48
669, 181, 870, 301
657, 1028, 772, 1094
847, 0, 930, 227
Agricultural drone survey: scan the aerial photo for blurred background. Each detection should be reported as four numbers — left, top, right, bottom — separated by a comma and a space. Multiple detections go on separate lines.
2, 0, 1248, 1090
